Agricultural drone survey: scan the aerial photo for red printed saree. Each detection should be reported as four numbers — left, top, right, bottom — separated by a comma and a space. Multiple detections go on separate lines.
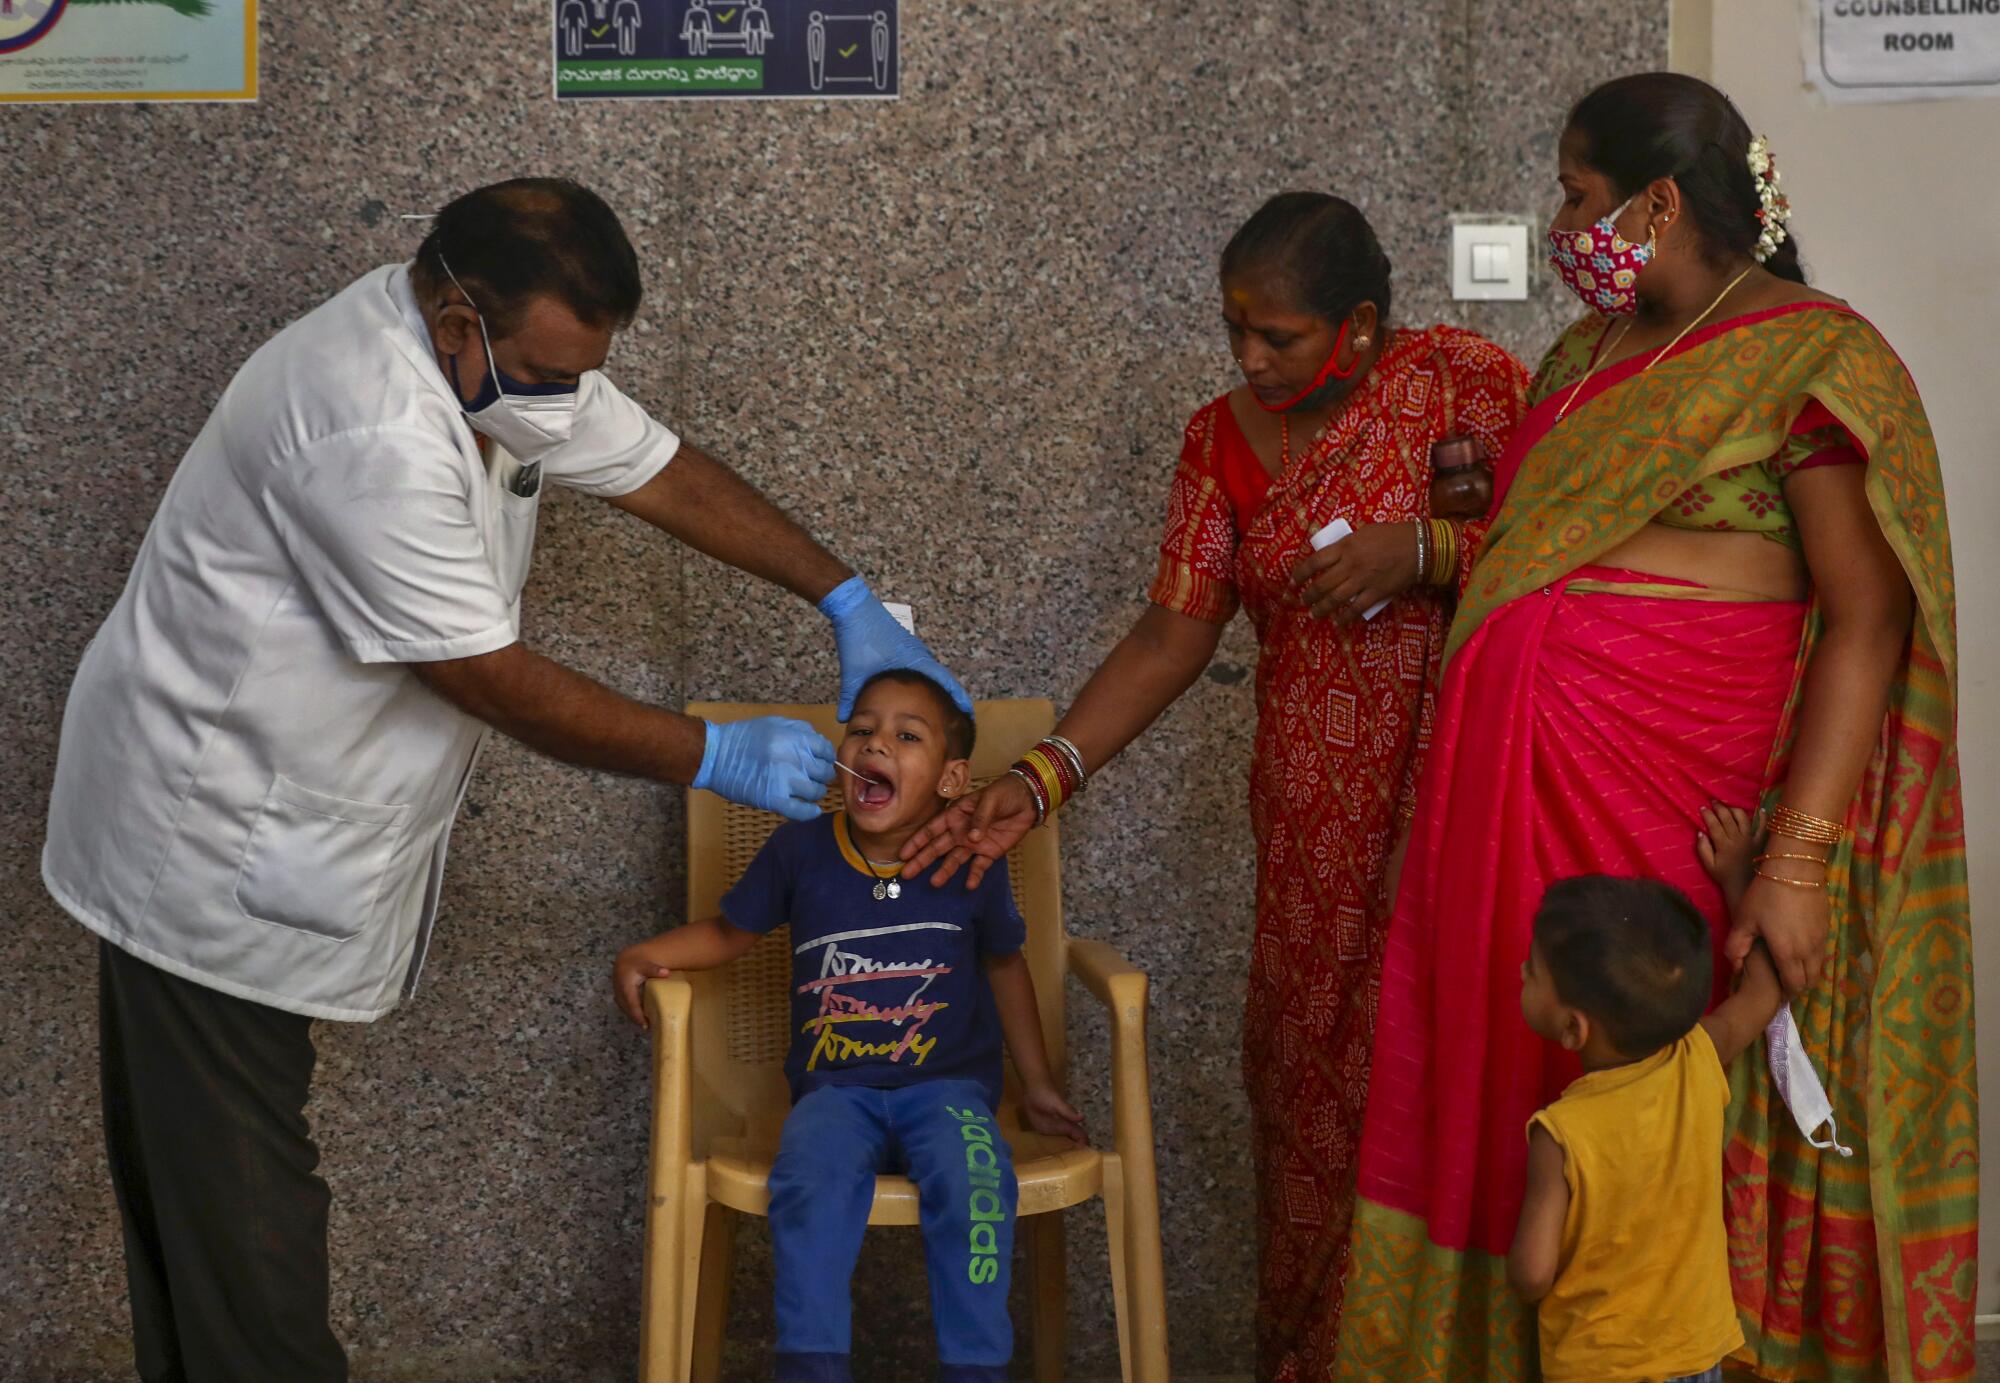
1334, 303, 1972, 1382
1149, 325, 1529, 1381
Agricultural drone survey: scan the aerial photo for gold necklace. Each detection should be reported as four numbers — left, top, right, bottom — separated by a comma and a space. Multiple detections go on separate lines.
1556, 265, 1756, 421
1280, 410, 1332, 470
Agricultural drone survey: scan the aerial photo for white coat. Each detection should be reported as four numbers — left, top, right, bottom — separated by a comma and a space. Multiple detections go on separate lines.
43, 263, 678, 1020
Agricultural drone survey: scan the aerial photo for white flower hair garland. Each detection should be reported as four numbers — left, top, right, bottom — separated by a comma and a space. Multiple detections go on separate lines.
1747, 134, 1792, 264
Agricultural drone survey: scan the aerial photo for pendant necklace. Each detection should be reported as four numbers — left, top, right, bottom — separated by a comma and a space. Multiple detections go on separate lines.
868, 862, 903, 902
843, 815, 903, 901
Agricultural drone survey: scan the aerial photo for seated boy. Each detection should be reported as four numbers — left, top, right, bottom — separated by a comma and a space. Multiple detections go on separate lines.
1508, 804, 1785, 1383
613, 669, 1084, 1383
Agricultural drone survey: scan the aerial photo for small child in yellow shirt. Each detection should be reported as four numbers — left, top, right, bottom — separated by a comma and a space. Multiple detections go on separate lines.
1508, 804, 1785, 1383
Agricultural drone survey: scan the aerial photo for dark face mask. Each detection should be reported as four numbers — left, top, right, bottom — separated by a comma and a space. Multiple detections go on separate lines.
448, 349, 578, 414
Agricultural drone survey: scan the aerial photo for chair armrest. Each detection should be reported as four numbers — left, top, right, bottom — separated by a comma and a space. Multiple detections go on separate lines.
1067, 935, 1167, 1366
639, 977, 696, 1376
1069, 936, 1147, 1017
644, 976, 696, 1180
1066, 939, 1157, 1173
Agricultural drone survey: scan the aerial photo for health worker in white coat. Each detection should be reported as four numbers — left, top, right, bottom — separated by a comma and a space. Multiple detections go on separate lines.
41, 178, 964, 1383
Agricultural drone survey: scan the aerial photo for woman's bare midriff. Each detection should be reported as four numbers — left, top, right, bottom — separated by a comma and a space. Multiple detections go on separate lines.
1594, 523, 1809, 601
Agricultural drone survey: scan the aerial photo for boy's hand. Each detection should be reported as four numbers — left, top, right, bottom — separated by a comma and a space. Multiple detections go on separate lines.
613, 946, 674, 1029
1021, 1085, 1086, 1145
1737, 938, 1782, 998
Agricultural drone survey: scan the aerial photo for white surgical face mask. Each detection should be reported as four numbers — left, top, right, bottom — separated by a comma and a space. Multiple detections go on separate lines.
437, 254, 578, 461
1765, 1005, 1853, 1157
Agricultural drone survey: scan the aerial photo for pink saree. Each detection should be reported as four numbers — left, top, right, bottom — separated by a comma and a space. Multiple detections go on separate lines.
1359, 566, 1804, 1258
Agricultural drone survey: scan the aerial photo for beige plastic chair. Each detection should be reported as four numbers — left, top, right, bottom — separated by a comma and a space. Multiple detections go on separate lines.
639, 698, 1168, 1383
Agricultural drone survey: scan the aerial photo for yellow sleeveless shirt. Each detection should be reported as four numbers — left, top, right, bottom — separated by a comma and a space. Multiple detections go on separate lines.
1528, 1026, 1744, 1382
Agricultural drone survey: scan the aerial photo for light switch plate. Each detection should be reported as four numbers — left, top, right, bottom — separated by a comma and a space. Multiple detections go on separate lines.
1451, 221, 1531, 301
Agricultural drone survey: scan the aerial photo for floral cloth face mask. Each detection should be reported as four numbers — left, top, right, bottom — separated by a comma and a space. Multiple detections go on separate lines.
1547, 196, 1656, 316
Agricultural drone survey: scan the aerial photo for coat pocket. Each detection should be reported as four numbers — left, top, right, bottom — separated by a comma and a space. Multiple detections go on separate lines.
233, 775, 410, 941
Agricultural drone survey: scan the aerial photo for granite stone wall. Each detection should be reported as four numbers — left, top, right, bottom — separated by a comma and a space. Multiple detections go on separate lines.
0, 4, 1662, 1378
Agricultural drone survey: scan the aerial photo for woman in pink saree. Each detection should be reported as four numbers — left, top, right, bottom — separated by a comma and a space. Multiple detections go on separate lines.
1336, 75, 1971, 1382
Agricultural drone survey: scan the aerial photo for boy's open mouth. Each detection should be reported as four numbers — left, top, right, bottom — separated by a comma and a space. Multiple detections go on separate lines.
848, 764, 896, 810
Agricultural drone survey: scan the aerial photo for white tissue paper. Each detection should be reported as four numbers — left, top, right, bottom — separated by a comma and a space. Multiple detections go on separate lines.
1309, 519, 1390, 620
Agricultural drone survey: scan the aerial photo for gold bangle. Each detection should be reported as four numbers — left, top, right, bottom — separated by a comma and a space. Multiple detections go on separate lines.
1006, 766, 1049, 826
1756, 852, 1829, 867
1426, 519, 1459, 588
1025, 747, 1067, 814
1755, 867, 1825, 890
1767, 803, 1846, 846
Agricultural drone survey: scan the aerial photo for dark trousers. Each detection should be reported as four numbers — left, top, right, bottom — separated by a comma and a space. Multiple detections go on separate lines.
98, 940, 347, 1383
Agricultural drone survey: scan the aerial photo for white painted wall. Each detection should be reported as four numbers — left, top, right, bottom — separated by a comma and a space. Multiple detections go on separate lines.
1676, 0, 2000, 1318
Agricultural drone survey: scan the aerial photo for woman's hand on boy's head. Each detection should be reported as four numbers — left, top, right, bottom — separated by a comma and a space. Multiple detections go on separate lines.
1021, 1085, 1087, 1146
612, 946, 674, 1030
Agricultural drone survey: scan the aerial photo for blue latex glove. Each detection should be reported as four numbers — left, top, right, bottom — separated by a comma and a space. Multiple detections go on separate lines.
819, 575, 974, 720
691, 716, 836, 822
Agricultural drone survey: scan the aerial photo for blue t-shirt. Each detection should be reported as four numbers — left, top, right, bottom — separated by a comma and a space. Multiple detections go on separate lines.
721, 812, 1028, 1107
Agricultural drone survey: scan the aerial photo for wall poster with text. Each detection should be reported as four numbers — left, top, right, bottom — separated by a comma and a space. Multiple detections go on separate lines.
554, 0, 898, 101
0, 0, 257, 104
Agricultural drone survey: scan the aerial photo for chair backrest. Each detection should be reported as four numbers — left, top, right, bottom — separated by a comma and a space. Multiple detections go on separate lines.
684, 698, 1066, 1151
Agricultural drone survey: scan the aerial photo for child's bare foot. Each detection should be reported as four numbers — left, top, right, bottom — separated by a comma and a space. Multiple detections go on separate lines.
1697, 802, 1761, 914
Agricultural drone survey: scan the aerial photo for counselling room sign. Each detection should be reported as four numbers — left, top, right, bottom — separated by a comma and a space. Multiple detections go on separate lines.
1802, 0, 2000, 102
553, 0, 898, 100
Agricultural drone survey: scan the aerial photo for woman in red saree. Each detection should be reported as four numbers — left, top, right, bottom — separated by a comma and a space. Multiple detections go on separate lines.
905, 193, 1528, 1380
1336, 75, 1971, 1382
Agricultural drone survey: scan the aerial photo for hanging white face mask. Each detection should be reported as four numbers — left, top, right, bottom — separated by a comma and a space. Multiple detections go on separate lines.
1765, 1005, 1853, 1157
437, 254, 578, 461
